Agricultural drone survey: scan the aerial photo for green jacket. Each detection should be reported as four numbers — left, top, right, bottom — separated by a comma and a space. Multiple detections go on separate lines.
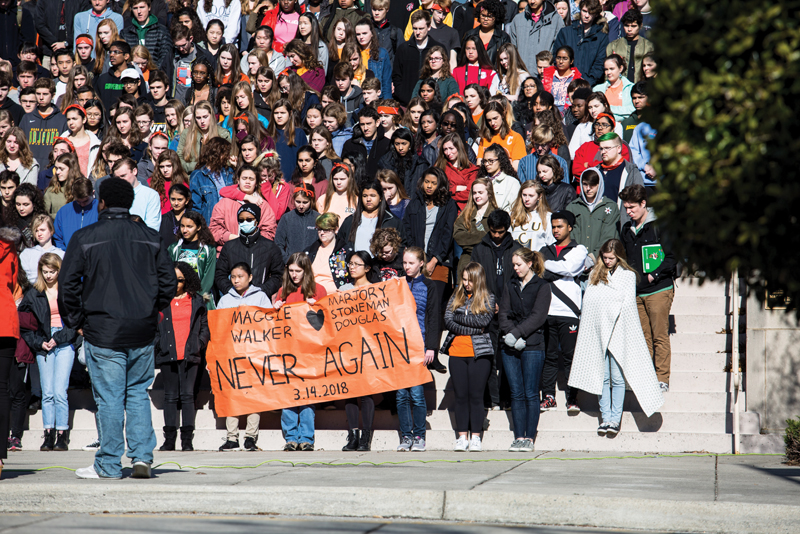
606, 37, 654, 83
168, 239, 217, 310
566, 167, 620, 257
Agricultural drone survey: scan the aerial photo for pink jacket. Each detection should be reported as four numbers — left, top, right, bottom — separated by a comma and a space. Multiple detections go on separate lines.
219, 181, 294, 222
209, 197, 277, 252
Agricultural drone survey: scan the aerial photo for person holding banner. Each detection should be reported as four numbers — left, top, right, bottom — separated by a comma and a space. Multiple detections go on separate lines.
272, 253, 327, 452
441, 262, 496, 452
338, 180, 403, 254
217, 261, 273, 452
396, 247, 439, 452
305, 212, 352, 294
339, 250, 380, 452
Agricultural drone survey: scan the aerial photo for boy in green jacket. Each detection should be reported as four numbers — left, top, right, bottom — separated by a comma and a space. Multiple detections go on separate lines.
566, 167, 620, 264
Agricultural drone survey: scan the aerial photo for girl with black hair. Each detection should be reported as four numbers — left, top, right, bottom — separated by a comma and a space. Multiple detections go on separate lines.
210, 165, 278, 251
303, 104, 324, 136
254, 67, 281, 120
453, 35, 500, 96
168, 209, 218, 307
448, 102, 481, 152
402, 167, 458, 373
377, 129, 428, 195
83, 99, 108, 142
309, 125, 342, 177
292, 145, 330, 202
339, 249, 379, 452
154, 262, 210, 452
513, 77, 543, 124
463, 83, 488, 127
341, 151, 369, 190
274, 186, 320, 261
415, 109, 441, 167
416, 78, 443, 115
478, 143, 520, 211
295, 12, 330, 74
184, 59, 218, 111
338, 179, 402, 252
9, 184, 46, 249
463, 0, 511, 64
160, 182, 192, 246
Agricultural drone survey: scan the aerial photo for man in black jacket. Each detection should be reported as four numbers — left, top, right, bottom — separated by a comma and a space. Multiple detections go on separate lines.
59, 177, 176, 480
619, 184, 676, 393
215, 203, 284, 298
0, 0, 37, 68
392, 10, 441, 106
34, 0, 90, 63
341, 107, 391, 178
120, 0, 173, 76
470, 210, 521, 408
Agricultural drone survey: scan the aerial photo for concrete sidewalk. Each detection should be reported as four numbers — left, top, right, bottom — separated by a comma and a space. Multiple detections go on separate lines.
1, 450, 799, 533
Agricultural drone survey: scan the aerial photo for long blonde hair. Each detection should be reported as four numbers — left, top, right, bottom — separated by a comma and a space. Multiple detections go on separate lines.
510, 180, 551, 231
34, 253, 62, 292
589, 238, 639, 286
456, 177, 498, 232
182, 101, 220, 163
450, 262, 492, 315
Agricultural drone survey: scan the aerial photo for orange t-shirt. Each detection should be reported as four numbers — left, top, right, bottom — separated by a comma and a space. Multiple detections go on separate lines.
606, 82, 624, 107
478, 132, 527, 161
170, 296, 192, 361
472, 111, 484, 125
449, 335, 474, 357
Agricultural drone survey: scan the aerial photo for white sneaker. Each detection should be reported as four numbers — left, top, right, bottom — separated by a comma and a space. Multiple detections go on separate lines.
131, 461, 152, 479
469, 435, 482, 452
453, 436, 469, 452
75, 465, 100, 479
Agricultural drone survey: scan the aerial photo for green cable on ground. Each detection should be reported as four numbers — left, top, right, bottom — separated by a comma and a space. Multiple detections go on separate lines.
2, 452, 783, 473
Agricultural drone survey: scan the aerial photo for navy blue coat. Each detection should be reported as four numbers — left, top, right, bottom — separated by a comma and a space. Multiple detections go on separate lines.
552, 23, 609, 86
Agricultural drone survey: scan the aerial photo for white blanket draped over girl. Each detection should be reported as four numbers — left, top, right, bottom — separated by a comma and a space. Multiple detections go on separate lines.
568, 268, 664, 417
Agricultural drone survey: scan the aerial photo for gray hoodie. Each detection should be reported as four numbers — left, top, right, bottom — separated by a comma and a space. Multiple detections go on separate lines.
217, 284, 273, 309
507, 2, 565, 76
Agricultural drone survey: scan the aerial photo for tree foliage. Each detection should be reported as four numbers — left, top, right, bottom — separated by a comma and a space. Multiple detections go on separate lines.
646, 0, 800, 311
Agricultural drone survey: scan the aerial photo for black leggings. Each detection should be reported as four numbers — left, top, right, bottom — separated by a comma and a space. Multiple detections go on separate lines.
0, 337, 16, 460
450, 356, 491, 434
160, 360, 199, 428
345, 396, 375, 431
9, 360, 31, 438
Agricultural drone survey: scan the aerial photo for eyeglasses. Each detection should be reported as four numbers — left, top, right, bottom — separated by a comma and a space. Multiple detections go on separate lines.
429, 56, 443, 62
483, 158, 498, 164
109, 49, 124, 55
87, 113, 102, 119
136, 119, 151, 125
598, 145, 619, 152
441, 120, 456, 127
594, 122, 613, 129
348, 262, 365, 268
317, 228, 334, 233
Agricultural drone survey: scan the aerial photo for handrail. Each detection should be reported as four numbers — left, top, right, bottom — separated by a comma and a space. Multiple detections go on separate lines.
732, 270, 741, 454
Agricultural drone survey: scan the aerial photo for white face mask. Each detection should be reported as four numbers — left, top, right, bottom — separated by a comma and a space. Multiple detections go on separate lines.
239, 220, 257, 234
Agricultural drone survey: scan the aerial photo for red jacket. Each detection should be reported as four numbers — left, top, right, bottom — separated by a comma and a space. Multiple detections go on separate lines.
444, 162, 479, 213
260, 6, 306, 53
16, 311, 38, 364
0, 228, 20, 339
541, 66, 582, 94
454, 65, 498, 95
572, 140, 631, 179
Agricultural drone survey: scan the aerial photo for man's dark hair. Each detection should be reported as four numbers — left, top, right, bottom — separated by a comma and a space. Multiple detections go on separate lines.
358, 106, 380, 122
99, 177, 135, 209
149, 69, 169, 88
72, 177, 94, 199
487, 209, 511, 231
631, 80, 648, 97
620, 9, 643, 26
619, 184, 648, 205
170, 24, 192, 42
0, 169, 19, 186
110, 41, 131, 56
18, 42, 42, 61
581, 169, 601, 186
0, 72, 11, 89
333, 62, 354, 80
17, 60, 38, 77
54, 49, 74, 62
112, 157, 137, 175
19, 87, 36, 98
76, 85, 95, 97
104, 140, 132, 158
34, 78, 56, 94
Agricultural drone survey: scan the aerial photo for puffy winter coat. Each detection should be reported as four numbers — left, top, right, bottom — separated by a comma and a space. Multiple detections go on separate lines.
441, 293, 497, 358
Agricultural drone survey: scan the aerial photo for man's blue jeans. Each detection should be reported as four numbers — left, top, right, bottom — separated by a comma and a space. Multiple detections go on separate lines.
599, 351, 625, 424
281, 406, 315, 444
502, 349, 545, 440
85, 341, 157, 478
396, 385, 426, 439
37, 326, 73, 430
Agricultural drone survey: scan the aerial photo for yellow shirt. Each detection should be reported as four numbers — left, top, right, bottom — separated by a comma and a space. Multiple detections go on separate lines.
404, 8, 453, 41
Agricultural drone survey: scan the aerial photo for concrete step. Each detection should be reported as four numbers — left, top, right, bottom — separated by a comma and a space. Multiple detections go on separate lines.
671, 352, 731, 372
17, 428, 742, 453
672, 314, 736, 335
671, 296, 728, 316
670, 333, 729, 353
675, 279, 729, 297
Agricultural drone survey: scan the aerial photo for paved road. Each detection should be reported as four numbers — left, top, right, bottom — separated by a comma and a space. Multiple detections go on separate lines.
1, 450, 798, 533
0, 513, 668, 534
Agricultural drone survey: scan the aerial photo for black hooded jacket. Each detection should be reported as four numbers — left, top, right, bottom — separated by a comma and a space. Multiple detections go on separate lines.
214, 230, 284, 298
402, 189, 458, 270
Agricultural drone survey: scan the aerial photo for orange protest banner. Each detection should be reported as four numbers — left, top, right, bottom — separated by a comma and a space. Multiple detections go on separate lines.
206, 278, 431, 417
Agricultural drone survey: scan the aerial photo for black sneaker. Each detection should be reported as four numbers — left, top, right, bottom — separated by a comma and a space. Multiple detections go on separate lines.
606, 422, 620, 435
540, 395, 557, 412
8, 436, 22, 451
219, 439, 240, 451
284, 441, 298, 451
243, 437, 257, 451
298, 442, 314, 451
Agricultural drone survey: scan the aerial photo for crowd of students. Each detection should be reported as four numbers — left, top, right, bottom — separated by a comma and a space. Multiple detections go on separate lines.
0, 0, 671, 476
